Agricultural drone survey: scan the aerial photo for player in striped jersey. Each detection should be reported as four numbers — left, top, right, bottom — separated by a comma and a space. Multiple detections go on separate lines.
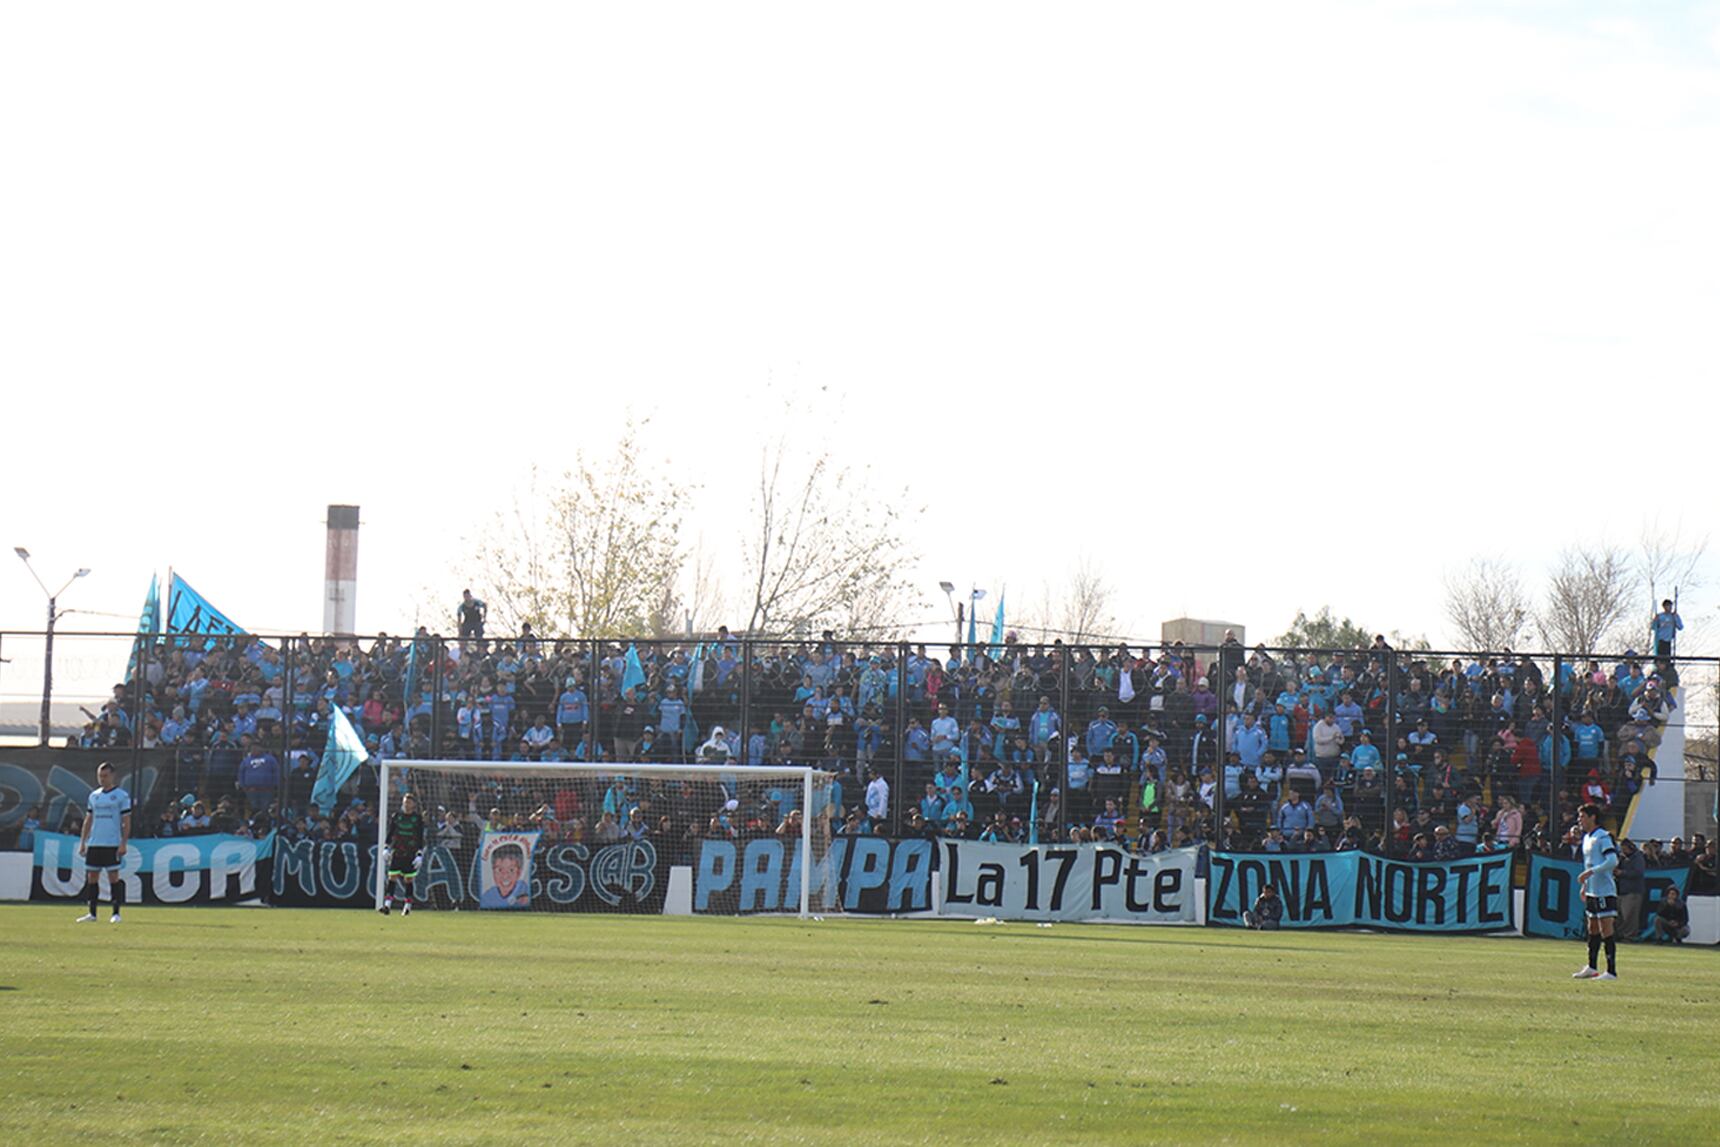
1572, 803, 1620, 980
76, 762, 131, 924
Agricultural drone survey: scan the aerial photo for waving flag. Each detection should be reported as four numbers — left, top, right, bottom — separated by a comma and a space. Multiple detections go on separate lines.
127, 574, 161, 681
311, 705, 371, 815
621, 644, 647, 696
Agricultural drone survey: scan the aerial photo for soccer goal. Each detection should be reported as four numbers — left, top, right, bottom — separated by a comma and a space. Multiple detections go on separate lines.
375, 760, 837, 917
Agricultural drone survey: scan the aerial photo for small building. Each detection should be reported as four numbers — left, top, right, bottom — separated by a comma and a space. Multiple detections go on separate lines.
1161, 617, 1245, 648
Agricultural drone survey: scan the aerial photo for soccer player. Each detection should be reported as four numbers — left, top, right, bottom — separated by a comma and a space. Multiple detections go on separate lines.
381, 792, 426, 917
1572, 803, 1620, 980
76, 762, 131, 924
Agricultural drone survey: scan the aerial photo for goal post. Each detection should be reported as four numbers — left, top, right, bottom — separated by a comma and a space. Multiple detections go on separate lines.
375, 760, 836, 917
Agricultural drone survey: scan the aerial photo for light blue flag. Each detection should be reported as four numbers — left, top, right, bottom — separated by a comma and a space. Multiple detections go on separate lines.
403, 640, 420, 709
688, 641, 706, 694
127, 574, 161, 681
167, 573, 248, 646
311, 705, 371, 815
621, 644, 647, 696
989, 594, 1006, 658
966, 601, 978, 651
1027, 776, 1039, 845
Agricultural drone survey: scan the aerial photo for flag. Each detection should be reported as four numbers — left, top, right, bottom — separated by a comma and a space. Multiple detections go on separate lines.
1027, 777, 1039, 846
966, 590, 981, 650
166, 572, 248, 645
689, 642, 707, 694
1119, 664, 1136, 704
127, 574, 161, 681
311, 705, 370, 815
989, 594, 1006, 658
621, 644, 646, 696
403, 639, 421, 709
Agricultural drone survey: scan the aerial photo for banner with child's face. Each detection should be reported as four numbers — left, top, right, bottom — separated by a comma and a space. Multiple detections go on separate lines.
477, 831, 538, 909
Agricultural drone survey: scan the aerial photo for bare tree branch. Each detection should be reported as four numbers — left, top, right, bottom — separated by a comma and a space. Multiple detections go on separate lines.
1536, 544, 1639, 656
1442, 557, 1532, 652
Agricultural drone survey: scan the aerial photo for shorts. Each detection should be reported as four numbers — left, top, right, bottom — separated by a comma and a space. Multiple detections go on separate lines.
85, 846, 122, 871
1584, 895, 1619, 920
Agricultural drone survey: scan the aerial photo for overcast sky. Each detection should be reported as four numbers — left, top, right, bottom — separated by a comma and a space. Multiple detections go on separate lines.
4, 1, 1718, 694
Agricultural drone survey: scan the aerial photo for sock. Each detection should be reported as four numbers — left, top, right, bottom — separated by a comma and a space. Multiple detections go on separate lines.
1587, 935, 1601, 970
88, 884, 101, 915
1603, 936, 1616, 974
111, 880, 126, 914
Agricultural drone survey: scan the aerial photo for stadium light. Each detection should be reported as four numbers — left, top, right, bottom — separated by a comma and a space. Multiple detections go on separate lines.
13, 549, 91, 746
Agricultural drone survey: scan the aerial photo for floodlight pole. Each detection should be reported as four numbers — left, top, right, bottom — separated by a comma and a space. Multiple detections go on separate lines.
14, 550, 89, 746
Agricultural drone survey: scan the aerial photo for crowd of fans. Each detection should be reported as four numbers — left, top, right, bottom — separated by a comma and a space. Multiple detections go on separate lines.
15, 600, 1709, 895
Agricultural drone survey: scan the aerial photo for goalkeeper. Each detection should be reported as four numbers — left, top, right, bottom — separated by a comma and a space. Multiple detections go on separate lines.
381, 792, 427, 917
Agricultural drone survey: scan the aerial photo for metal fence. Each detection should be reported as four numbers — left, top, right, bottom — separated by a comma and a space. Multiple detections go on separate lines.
1, 630, 1715, 868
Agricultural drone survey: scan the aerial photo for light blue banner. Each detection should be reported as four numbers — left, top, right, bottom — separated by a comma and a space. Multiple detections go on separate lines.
33, 830, 275, 904
166, 572, 248, 641
1208, 850, 1515, 932
1524, 852, 1691, 940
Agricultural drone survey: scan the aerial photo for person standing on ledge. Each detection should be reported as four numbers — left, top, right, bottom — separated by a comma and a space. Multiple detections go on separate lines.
1651, 599, 1682, 659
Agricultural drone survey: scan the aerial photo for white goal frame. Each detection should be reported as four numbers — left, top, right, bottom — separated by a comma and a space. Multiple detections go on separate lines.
376, 760, 832, 917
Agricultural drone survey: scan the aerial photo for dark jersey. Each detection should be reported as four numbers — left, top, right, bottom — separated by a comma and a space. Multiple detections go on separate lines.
390, 811, 426, 856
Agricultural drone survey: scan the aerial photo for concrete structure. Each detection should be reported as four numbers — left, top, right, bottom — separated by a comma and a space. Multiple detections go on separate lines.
323, 504, 360, 635
1161, 617, 1245, 648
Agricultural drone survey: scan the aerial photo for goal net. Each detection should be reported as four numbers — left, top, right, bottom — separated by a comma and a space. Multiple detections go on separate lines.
376, 761, 836, 917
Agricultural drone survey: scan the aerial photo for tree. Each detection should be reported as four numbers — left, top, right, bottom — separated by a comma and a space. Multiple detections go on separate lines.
462, 424, 689, 638
1276, 607, 1374, 651
1442, 557, 1532, 652
1275, 607, 1429, 652
1637, 520, 1708, 619
742, 438, 922, 638
1020, 556, 1121, 644
1535, 544, 1638, 655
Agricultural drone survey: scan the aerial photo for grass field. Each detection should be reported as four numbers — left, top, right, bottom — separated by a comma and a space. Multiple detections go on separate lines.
1, 905, 1715, 1145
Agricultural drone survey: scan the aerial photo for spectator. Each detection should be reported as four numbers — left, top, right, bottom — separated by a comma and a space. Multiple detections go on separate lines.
1650, 886, 1690, 943
1243, 884, 1282, 930
1276, 789, 1314, 836
1650, 599, 1682, 658
457, 589, 486, 639
1614, 838, 1647, 941
864, 767, 890, 828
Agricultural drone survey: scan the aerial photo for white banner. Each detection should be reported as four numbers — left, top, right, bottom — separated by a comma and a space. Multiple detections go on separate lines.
940, 840, 1198, 924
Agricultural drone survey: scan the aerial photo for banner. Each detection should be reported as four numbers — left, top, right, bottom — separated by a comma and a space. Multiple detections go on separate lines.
32, 830, 273, 905
477, 831, 538, 909
1524, 853, 1692, 940
0, 751, 164, 843
268, 837, 667, 912
695, 837, 934, 915
1207, 850, 1515, 933
941, 840, 1199, 924
166, 572, 248, 642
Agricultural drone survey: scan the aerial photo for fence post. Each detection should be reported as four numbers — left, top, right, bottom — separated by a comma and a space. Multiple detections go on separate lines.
1057, 642, 1072, 842
1549, 654, 1563, 839
893, 642, 908, 837
1383, 650, 1398, 854
1213, 646, 1227, 848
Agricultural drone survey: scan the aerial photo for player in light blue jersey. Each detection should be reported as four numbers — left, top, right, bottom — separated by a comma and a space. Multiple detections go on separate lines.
1572, 803, 1620, 980
76, 762, 131, 924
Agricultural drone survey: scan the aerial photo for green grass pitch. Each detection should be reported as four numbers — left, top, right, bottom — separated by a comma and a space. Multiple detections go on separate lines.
2, 905, 1715, 1145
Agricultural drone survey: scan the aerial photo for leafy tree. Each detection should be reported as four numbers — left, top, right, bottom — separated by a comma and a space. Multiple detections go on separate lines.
1276, 607, 1430, 653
